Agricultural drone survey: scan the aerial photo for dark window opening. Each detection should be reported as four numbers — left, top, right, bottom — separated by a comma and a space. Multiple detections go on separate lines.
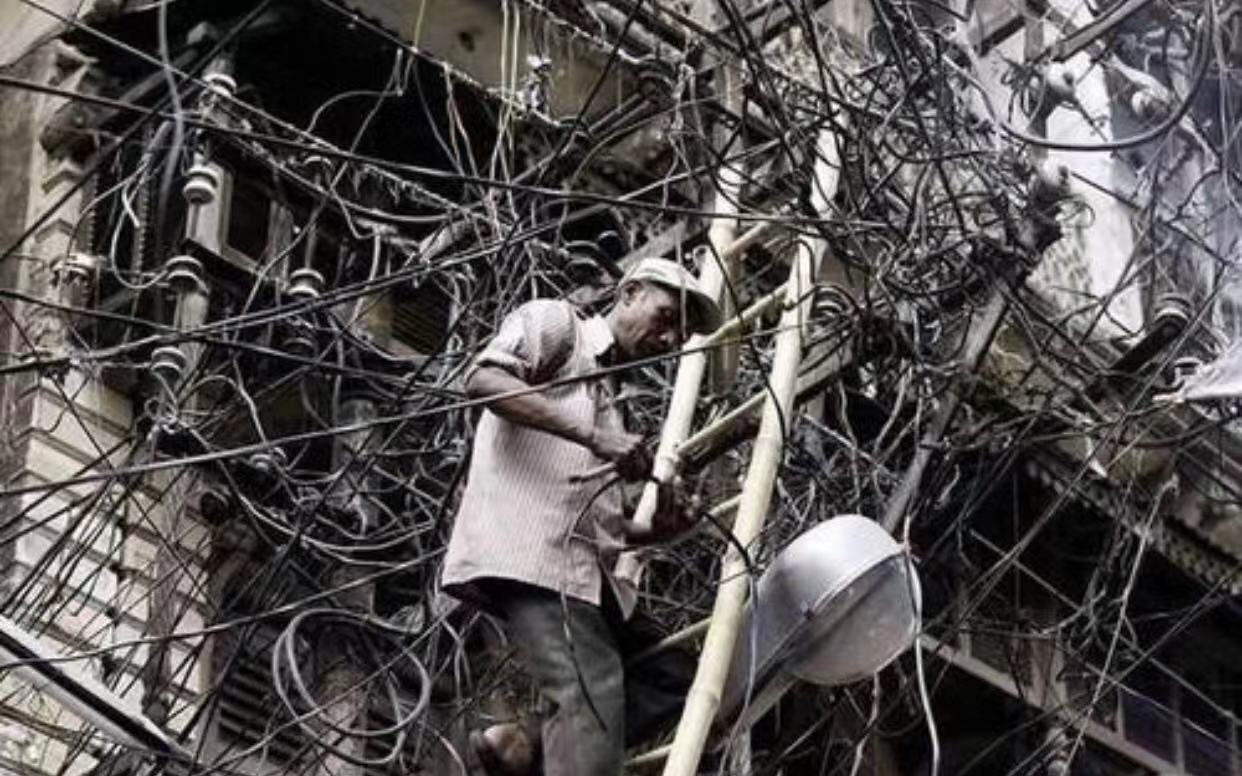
391, 280, 452, 356
225, 177, 274, 263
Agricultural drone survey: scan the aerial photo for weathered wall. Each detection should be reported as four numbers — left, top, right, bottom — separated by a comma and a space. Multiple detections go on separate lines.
0, 26, 59, 606
0, 1, 101, 70
970, 0, 1145, 338
1, 369, 210, 776
346, 0, 631, 120
0, 15, 209, 776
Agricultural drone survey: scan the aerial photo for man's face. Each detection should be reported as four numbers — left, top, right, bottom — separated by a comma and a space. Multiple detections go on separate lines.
613, 282, 691, 360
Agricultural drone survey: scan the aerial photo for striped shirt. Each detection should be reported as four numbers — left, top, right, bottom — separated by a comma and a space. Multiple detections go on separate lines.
441, 300, 631, 610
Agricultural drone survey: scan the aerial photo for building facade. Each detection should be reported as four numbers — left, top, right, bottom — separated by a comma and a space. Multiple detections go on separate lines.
0, 1, 1239, 775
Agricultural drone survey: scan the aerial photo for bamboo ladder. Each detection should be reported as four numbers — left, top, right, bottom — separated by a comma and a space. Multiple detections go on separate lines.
622, 124, 846, 774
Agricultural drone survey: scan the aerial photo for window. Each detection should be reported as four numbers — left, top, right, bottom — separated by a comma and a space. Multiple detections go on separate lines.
1182, 717, 1232, 776
1180, 669, 1236, 776
390, 279, 452, 356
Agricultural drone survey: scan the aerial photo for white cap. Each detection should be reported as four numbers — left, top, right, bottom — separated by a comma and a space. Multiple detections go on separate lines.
620, 257, 722, 334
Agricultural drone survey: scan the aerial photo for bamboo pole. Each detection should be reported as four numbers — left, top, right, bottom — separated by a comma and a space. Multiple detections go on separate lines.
660, 126, 842, 776
628, 619, 711, 667
700, 280, 787, 346
615, 64, 747, 597
680, 392, 766, 459
629, 744, 674, 769
718, 220, 774, 266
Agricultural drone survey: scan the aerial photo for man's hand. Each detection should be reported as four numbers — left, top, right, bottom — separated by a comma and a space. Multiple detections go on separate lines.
624, 477, 702, 545
587, 428, 652, 482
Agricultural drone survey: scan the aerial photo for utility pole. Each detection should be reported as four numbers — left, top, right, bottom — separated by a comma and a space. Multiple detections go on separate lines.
139, 59, 235, 726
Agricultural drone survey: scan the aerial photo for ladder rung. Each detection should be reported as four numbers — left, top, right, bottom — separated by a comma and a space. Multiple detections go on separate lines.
626, 743, 672, 769
627, 618, 710, 667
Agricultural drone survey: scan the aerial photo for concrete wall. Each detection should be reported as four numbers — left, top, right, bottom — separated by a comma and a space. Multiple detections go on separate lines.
0, 13, 67, 463
969, 0, 1146, 338
0, 18, 209, 775
0, 1, 102, 70
966, 0, 1242, 344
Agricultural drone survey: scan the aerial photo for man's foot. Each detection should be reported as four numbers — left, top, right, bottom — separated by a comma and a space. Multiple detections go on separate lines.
470, 722, 538, 776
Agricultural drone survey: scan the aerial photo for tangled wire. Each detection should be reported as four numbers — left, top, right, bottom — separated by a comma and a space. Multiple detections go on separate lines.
0, 0, 1239, 774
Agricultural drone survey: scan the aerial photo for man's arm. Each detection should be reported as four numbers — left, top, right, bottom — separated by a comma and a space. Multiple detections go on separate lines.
465, 366, 650, 480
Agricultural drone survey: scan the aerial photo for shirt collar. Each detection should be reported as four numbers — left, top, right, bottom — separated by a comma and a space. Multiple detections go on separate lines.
582, 315, 616, 364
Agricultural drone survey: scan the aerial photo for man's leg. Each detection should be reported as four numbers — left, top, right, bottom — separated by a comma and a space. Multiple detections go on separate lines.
604, 600, 696, 748
496, 583, 626, 776
616, 616, 726, 772
623, 646, 695, 747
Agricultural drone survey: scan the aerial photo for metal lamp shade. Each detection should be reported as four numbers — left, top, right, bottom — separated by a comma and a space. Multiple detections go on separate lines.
720, 515, 921, 726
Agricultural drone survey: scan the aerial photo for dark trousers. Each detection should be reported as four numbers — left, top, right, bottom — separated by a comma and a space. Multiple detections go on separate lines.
487, 580, 694, 776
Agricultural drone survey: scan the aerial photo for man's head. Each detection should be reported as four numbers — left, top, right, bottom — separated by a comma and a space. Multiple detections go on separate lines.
608, 258, 721, 359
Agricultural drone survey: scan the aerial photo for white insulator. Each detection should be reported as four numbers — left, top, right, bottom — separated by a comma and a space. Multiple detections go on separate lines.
57, 252, 100, 284
54, 252, 100, 312
249, 448, 288, 477
284, 318, 317, 357
285, 329, 317, 357
203, 71, 237, 99
165, 255, 206, 295
151, 345, 188, 384
526, 54, 552, 74
288, 267, 325, 300
182, 164, 222, 205
1045, 755, 1071, 776
1153, 292, 1192, 330
1042, 62, 1076, 104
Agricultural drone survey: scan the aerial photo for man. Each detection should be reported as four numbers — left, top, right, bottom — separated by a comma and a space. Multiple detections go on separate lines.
441, 258, 722, 776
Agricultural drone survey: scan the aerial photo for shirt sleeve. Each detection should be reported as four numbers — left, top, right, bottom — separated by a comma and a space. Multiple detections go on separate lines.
468, 300, 577, 384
